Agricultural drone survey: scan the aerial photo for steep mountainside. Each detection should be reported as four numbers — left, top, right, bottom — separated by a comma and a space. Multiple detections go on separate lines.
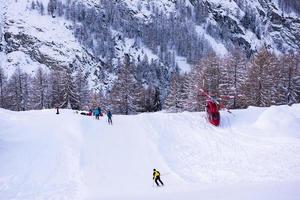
0, 0, 299, 91
0, 0, 99, 76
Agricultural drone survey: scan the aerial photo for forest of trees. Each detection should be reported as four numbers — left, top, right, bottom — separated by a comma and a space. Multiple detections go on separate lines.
1, 48, 299, 114
163, 48, 300, 112
1, 0, 299, 114
27, 0, 300, 95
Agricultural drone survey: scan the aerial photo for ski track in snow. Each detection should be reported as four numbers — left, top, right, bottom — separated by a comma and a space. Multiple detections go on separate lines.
0, 105, 300, 199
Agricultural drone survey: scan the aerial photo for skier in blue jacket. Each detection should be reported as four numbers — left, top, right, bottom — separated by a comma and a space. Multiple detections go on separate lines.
95, 107, 101, 120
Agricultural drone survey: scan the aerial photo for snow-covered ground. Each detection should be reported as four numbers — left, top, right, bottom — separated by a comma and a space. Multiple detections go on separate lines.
0, 105, 300, 200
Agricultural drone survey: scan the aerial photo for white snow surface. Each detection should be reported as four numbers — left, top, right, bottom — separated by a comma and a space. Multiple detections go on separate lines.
1, 105, 300, 200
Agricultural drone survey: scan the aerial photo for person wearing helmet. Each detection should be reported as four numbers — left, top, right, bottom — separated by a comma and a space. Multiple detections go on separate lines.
153, 169, 164, 187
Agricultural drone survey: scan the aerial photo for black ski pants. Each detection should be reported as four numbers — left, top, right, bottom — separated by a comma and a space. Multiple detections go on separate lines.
155, 176, 164, 186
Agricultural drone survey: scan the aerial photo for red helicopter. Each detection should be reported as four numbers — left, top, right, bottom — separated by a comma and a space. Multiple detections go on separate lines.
200, 90, 231, 127
205, 99, 221, 126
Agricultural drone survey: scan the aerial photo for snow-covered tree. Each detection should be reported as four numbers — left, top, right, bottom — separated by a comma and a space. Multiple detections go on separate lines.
152, 87, 162, 112
31, 67, 49, 110
75, 69, 90, 110
244, 48, 280, 107
279, 53, 300, 105
219, 47, 248, 108
180, 73, 192, 111
47, 0, 57, 17
49, 70, 62, 108
0, 66, 8, 108
200, 53, 221, 97
140, 85, 162, 112
60, 68, 79, 109
7, 68, 32, 111
21, 73, 32, 110
31, 1, 36, 10
110, 55, 140, 115
39, 3, 45, 15
183, 66, 203, 112
164, 73, 184, 112
90, 88, 107, 110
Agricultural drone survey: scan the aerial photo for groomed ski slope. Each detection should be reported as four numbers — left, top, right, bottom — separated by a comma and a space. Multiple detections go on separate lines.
0, 105, 300, 200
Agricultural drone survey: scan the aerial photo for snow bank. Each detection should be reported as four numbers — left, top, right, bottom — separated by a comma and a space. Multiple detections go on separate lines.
0, 105, 300, 199
254, 105, 300, 138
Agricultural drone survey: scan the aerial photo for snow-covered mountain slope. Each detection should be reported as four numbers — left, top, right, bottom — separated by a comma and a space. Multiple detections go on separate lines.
0, 0, 299, 90
1, 105, 300, 199
98, 0, 300, 53
0, 0, 98, 76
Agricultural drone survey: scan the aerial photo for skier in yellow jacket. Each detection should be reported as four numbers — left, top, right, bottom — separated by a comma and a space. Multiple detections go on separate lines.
153, 169, 164, 186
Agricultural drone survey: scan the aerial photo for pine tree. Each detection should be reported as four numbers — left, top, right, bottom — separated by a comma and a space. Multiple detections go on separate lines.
60, 68, 79, 109
183, 68, 203, 112
137, 85, 161, 113
49, 70, 62, 108
279, 53, 300, 105
180, 73, 191, 111
110, 55, 139, 115
21, 73, 32, 110
244, 48, 280, 107
31, 1, 36, 10
152, 87, 162, 112
7, 68, 32, 111
164, 73, 184, 112
90, 88, 107, 110
39, 2, 45, 15
220, 48, 248, 108
0, 66, 8, 108
31, 67, 49, 109
75, 69, 90, 110
133, 82, 146, 113
200, 53, 221, 97
47, 0, 57, 17
184, 53, 222, 112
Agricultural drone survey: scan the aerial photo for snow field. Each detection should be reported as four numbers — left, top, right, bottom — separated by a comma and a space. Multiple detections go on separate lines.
0, 104, 300, 199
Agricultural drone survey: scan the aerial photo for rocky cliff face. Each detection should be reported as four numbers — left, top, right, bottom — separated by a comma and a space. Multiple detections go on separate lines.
0, 0, 112, 89
92, 0, 300, 55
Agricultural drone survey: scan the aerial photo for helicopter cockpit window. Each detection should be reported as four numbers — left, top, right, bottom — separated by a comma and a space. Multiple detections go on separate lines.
212, 113, 220, 120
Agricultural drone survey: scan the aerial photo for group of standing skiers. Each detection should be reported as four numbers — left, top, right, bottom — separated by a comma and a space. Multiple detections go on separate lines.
89, 107, 113, 125
70, 106, 113, 125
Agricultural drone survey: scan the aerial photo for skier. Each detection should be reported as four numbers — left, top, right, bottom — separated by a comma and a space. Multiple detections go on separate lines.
98, 107, 102, 117
107, 110, 112, 125
95, 107, 100, 120
153, 169, 164, 187
56, 107, 59, 115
